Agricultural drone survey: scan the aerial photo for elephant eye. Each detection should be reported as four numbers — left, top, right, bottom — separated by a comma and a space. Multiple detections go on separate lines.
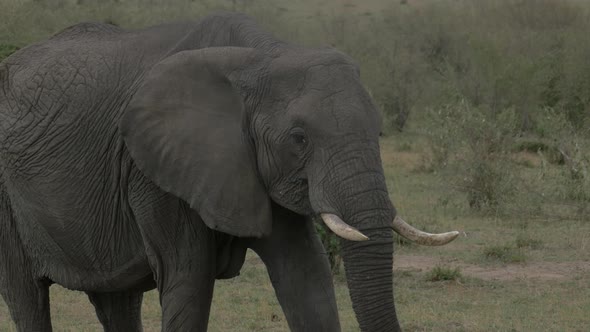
291, 133, 306, 145
289, 128, 307, 146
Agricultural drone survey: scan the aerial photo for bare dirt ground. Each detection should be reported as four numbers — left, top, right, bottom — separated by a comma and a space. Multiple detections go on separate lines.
395, 254, 590, 281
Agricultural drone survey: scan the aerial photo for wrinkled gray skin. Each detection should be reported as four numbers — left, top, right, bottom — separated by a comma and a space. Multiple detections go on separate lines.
0, 13, 400, 331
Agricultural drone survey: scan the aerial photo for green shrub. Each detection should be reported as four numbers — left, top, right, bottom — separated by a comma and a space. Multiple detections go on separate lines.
536, 108, 590, 213
427, 100, 520, 212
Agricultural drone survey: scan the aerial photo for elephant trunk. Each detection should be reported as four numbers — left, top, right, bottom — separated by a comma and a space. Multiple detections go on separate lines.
310, 143, 401, 331
338, 177, 400, 332
341, 218, 400, 332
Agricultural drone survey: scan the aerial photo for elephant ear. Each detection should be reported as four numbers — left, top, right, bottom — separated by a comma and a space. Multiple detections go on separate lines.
121, 47, 272, 238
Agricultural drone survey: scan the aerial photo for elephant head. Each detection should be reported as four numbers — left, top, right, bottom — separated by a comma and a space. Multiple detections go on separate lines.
121, 46, 458, 331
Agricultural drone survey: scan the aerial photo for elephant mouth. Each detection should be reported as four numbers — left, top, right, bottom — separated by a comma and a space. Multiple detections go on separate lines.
320, 213, 459, 246
270, 177, 312, 215
297, 177, 308, 187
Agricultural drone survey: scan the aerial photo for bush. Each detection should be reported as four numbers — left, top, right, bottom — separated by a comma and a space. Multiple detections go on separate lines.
536, 108, 590, 213
427, 100, 520, 212
426, 101, 589, 219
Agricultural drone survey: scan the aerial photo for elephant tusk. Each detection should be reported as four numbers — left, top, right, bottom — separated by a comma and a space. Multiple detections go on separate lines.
392, 216, 459, 246
321, 213, 369, 241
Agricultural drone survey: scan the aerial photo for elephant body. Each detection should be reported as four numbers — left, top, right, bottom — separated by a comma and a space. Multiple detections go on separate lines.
0, 12, 458, 332
0, 16, 347, 331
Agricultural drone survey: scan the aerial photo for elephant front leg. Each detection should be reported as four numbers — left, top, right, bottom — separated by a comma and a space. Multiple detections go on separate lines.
250, 205, 341, 332
156, 266, 215, 331
141, 214, 216, 331
129, 185, 216, 331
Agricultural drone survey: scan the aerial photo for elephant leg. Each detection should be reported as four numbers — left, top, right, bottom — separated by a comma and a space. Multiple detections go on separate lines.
129, 180, 216, 331
0, 184, 52, 331
87, 291, 144, 332
250, 204, 341, 332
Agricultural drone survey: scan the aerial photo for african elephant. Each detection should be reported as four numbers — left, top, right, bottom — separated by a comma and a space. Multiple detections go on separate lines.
0, 12, 458, 332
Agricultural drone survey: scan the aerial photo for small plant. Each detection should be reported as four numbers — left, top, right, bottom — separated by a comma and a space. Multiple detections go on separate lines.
425, 265, 462, 282
515, 234, 543, 249
397, 142, 413, 152
483, 245, 526, 263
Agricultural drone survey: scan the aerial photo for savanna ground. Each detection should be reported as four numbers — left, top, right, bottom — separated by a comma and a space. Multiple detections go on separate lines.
1, 0, 589, 331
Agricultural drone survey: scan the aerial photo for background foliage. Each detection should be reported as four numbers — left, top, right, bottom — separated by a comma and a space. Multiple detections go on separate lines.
1, 1, 588, 217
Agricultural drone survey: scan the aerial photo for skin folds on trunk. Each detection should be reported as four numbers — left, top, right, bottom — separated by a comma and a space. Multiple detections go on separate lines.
341, 226, 400, 332
310, 141, 400, 332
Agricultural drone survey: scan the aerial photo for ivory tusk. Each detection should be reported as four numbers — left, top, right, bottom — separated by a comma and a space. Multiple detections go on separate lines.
392, 216, 459, 246
320, 213, 369, 241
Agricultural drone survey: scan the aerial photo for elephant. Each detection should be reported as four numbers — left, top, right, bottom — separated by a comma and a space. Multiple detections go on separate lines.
0, 12, 458, 332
